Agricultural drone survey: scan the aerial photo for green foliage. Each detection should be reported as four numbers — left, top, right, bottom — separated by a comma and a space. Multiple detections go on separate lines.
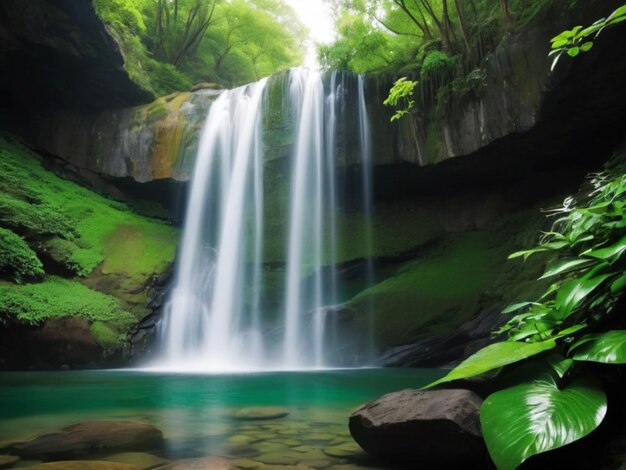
144, 58, 193, 96
318, 10, 400, 73
383, 77, 418, 122
421, 50, 458, 78
0, 277, 136, 327
481, 371, 607, 470
95, 0, 306, 93
0, 228, 44, 283
550, 3, 626, 71
427, 339, 559, 388
570, 330, 626, 364
425, 169, 626, 468
95, 0, 146, 34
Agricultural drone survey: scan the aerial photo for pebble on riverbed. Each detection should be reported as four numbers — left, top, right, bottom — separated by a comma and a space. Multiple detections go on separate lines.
230, 407, 290, 421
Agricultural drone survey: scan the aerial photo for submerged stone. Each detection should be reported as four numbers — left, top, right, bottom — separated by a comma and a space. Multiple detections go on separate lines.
26, 461, 141, 469
12, 420, 163, 459
156, 457, 231, 469
231, 407, 289, 421
255, 452, 298, 466
322, 444, 362, 459
103, 452, 169, 469
0, 455, 19, 468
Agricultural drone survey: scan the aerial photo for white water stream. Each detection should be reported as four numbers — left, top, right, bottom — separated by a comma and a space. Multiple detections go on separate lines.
157, 69, 373, 371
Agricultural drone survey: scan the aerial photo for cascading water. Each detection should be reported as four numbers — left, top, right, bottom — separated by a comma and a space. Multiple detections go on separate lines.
156, 69, 375, 371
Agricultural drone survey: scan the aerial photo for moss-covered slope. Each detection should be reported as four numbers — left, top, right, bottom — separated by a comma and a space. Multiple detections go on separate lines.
0, 136, 178, 361
345, 209, 550, 351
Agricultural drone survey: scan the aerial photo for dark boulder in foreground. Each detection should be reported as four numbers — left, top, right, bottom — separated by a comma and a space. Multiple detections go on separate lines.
349, 388, 486, 467
12, 420, 163, 459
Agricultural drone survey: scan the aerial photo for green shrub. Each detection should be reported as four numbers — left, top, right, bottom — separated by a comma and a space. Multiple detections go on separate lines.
0, 276, 136, 328
0, 228, 44, 283
145, 60, 192, 97
421, 50, 459, 79
0, 193, 77, 240
427, 170, 626, 469
94, 0, 146, 35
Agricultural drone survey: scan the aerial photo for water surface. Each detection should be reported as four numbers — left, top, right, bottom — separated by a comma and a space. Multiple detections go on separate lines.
0, 368, 442, 468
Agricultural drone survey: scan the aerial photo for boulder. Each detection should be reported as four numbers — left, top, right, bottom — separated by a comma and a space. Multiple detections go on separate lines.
349, 388, 485, 466
12, 421, 163, 459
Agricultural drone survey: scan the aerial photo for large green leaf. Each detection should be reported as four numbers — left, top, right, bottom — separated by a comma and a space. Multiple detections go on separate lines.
586, 234, 626, 260
570, 330, 626, 364
424, 340, 557, 388
538, 258, 595, 280
481, 375, 607, 470
556, 271, 612, 319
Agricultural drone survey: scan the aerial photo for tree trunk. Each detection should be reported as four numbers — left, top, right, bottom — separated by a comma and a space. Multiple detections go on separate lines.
454, 0, 471, 52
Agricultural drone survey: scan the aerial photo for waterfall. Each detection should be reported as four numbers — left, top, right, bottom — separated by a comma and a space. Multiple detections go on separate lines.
156, 69, 374, 371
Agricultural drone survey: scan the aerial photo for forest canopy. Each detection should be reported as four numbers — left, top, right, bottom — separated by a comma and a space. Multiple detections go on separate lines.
318, 0, 556, 74
94, 0, 307, 96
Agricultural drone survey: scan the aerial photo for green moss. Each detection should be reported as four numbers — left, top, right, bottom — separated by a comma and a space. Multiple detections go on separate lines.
146, 99, 169, 122
90, 321, 126, 350
345, 207, 549, 349
102, 223, 176, 277
0, 277, 136, 328
0, 193, 77, 240
0, 136, 178, 281
349, 232, 500, 347
0, 228, 44, 282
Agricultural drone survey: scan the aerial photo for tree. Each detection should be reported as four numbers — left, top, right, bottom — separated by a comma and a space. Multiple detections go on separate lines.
194, 0, 305, 85
144, 0, 218, 66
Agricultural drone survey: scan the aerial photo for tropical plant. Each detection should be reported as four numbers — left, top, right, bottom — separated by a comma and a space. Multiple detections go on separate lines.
383, 77, 418, 121
426, 170, 626, 469
550, 3, 626, 71
422, 8, 626, 466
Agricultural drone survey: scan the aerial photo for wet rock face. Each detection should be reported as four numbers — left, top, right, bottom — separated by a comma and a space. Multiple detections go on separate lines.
367, 0, 626, 169
0, 0, 151, 113
34, 91, 217, 183
0, 317, 104, 370
349, 388, 486, 467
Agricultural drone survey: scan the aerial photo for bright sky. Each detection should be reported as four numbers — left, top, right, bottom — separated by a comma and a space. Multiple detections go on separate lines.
284, 0, 336, 67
